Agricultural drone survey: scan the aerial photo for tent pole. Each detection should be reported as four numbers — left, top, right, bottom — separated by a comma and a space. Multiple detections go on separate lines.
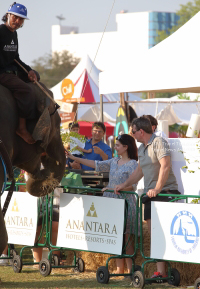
100, 94, 104, 123
100, 94, 106, 143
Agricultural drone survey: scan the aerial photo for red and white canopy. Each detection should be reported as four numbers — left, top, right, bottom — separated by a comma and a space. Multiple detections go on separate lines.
51, 55, 117, 103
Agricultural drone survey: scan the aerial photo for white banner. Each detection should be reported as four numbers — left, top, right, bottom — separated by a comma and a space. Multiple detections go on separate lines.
151, 202, 200, 263
1, 191, 38, 246
57, 194, 125, 255
168, 138, 200, 196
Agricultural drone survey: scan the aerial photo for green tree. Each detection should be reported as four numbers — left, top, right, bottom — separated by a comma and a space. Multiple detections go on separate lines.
156, 0, 200, 44
141, 92, 177, 99
31, 51, 80, 88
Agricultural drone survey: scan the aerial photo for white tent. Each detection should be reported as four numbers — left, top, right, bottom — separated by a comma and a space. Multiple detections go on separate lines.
129, 100, 200, 125
77, 103, 120, 125
99, 12, 200, 95
50, 55, 118, 103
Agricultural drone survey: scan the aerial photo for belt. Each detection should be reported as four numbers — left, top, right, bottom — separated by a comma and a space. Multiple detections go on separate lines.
5, 70, 17, 75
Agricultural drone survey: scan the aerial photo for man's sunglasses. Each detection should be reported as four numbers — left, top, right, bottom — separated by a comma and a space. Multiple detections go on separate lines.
132, 128, 140, 134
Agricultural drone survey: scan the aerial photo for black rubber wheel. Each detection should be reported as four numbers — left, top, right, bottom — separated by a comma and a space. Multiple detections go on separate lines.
194, 277, 200, 289
96, 266, 110, 284
51, 254, 60, 266
132, 271, 144, 288
168, 268, 180, 286
12, 255, 22, 273
76, 258, 85, 272
134, 265, 141, 272
39, 258, 52, 277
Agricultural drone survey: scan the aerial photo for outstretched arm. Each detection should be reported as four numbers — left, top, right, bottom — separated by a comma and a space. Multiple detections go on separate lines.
76, 146, 92, 154
66, 151, 95, 169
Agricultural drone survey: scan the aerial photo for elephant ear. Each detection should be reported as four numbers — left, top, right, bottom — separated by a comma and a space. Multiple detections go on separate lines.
29, 82, 51, 114
32, 107, 51, 149
27, 83, 54, 149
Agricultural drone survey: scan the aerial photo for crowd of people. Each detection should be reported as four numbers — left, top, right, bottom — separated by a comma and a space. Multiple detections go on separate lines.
0, 2, 181, 281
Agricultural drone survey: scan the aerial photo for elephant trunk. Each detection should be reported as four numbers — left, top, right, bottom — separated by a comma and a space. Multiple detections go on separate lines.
26, 148, 66, 197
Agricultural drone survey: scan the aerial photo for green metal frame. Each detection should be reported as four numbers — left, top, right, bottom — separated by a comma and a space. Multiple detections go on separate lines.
2, 183, 49, 268
139, 193, 200, 284
47, 185, 140, 278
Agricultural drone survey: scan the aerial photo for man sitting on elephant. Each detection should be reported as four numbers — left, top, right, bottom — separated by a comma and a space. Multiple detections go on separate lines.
0, 2, 39, 144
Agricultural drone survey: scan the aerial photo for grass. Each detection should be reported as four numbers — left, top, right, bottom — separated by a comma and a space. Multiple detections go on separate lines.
0, 265, 187, 289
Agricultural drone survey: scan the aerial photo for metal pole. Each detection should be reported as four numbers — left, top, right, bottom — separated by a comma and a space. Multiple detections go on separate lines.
100, 94, 106, 143
100, 94, 104, 123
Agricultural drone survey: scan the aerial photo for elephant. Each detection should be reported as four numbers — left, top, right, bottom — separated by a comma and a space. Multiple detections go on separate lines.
0, 82, 66, 255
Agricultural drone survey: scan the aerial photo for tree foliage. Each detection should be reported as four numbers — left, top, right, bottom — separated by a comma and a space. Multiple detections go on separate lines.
156, 0, 200, 44
31, 51, 80, 88
141, 92, 177, 99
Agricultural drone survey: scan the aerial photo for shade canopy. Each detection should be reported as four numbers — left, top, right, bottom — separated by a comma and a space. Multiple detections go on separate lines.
99, 12, 200, 95
130, 99, 200, 125
78, 121, 114, 138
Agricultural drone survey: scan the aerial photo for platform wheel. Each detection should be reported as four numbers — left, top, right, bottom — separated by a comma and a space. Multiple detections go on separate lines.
12, 255, 22, 273
10, 249, 17, 258
74, 257, 85, 272
51, 254, 60, 266
39, 258, 52, 277
167, 268, 180, 286
194, 277, 200, 289
96, 266, 110, 284
9, 249, 18, 265
132, 271, 144, 288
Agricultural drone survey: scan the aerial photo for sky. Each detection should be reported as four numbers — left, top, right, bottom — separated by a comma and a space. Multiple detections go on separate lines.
0, 0, 191, 66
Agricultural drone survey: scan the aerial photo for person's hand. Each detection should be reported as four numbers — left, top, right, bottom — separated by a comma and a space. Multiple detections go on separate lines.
102, 187, 108, 192
93, 146, 103, 155
65, 150, 74, 160
70, 161, 81, 169
28, 70, 37, 82
114, 184, 125, 195
146, 189, 160, 198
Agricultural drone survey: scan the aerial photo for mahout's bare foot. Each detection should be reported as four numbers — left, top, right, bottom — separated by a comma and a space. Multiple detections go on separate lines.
16, 129, 36, 144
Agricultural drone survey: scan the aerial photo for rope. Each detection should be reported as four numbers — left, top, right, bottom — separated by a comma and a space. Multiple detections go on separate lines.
73, 0, 117, 122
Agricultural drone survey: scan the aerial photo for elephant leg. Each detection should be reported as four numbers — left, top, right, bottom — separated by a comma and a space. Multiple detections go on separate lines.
0, 206, 8, 255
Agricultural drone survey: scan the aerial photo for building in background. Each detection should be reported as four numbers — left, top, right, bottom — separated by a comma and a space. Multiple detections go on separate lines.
149, 12, 180, 48
52, 11, 179, 71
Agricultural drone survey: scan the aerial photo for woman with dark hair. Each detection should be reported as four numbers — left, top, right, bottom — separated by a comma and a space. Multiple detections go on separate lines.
66, 134, 139, 276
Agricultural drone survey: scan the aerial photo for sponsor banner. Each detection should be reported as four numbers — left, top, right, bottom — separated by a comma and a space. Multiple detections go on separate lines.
60, 112, 75, 123
151, 202, 200, 263
57, 194, 125, 255
62, 98, 85, 103
1, 192, 38, 246
136, 139, 200, 197
168, 138, 200, 196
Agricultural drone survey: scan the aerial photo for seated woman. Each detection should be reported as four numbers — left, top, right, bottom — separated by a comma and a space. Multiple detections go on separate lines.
66, 134, 138, 276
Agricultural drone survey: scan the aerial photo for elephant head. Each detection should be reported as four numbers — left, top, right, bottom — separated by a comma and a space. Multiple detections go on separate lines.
13, 83, 66, 197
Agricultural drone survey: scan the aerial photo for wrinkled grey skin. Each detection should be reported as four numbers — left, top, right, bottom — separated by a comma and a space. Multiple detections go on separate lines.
0, 83, 65, 255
